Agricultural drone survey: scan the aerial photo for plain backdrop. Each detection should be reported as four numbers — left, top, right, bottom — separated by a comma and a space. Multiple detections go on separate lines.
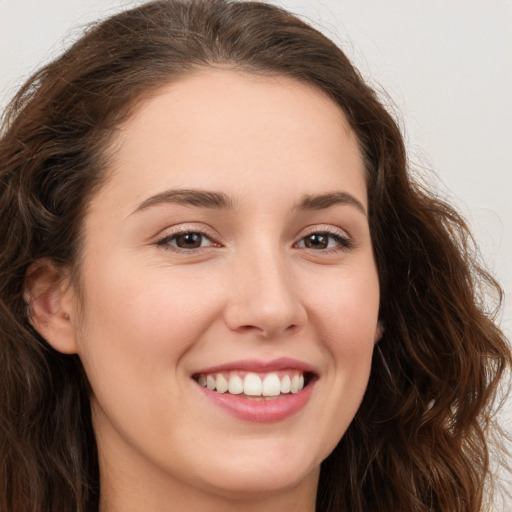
1, 0, 511, 507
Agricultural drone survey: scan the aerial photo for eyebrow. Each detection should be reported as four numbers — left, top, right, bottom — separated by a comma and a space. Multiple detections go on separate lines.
295, 192, 367, 216
131, 188, 366, 216
131, 189, 236, 215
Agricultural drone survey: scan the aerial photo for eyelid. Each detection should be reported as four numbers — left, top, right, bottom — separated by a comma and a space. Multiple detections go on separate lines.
152, 223, 354, 254
294, 224, 354, 251
154, 223, 222, 250
299, 224, 350, 238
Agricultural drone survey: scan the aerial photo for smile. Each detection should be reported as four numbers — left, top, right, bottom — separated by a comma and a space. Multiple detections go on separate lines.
192, 359, 317, 423
194, 370, 307, 398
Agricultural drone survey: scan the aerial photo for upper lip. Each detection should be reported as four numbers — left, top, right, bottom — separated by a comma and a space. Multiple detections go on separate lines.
192, 357, 318, 375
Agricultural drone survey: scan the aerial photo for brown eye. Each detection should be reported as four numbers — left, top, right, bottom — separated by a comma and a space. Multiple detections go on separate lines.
303, 233, 329, 249
158, 231, 213, 250
296, 231, 353, 251
174, 232, 203, 249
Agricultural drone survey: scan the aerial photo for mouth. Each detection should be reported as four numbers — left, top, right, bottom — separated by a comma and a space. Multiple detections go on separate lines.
192, 370, 315, 400
191, 358, 317, 422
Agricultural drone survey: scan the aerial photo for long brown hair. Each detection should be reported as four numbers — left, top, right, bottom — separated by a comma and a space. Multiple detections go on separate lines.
0, 1, 509, 511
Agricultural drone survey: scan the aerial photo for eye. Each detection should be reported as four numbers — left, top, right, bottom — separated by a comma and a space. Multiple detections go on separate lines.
157, 231, 215, 250
295, 231, 353, 251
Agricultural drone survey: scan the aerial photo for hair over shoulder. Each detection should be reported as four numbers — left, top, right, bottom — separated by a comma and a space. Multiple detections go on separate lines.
0, 1, 510, 511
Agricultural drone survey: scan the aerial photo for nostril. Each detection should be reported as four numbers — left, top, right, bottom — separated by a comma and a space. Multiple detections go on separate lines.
236, 322, 299, 338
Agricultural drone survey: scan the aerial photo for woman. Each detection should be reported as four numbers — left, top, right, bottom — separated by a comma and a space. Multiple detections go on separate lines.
0, 1, 509, 511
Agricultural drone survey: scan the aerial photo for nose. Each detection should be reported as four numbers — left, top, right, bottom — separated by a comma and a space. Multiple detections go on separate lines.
223, 249, 307, 338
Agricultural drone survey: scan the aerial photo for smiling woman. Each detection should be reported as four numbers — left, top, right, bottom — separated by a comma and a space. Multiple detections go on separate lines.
0, 1, 509, 512
46, 69, 380, 505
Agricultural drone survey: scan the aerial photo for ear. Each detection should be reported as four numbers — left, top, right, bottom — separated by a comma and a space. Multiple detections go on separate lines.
24, 259, 79, 354
374, 320, 384, 344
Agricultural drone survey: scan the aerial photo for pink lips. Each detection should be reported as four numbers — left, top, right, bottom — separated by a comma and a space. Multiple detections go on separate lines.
193, 357, 316, 375
193, 358, 317, 423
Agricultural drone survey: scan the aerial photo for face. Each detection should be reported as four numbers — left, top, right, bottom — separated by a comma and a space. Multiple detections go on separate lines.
64, 69, 380, 506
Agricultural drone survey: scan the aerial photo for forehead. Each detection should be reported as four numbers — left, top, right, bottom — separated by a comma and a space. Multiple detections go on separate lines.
93, 68, 367, 215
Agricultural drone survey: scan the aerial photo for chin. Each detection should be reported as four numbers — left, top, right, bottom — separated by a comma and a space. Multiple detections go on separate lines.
191, 446, 321, 499
206, 466, 317, 500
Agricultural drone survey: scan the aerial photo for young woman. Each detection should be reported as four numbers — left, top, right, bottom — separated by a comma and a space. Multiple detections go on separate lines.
0, 1, 509, 511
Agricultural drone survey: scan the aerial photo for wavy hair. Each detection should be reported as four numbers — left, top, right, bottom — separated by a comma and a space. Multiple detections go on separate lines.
0, 1, 509, 511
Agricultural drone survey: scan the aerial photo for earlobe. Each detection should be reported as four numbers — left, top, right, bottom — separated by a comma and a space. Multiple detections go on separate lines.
24, 259, 79, 354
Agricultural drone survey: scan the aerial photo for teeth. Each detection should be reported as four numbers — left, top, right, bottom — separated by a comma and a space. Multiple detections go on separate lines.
262, 373, 281, 396
244, 373, 263, 396
280, 374, 291, 394
290, 374, 300, 394
206, 375, 216, 390
216, 374, 228, 393
197, 370, 306, 397
227, 374, 244, 395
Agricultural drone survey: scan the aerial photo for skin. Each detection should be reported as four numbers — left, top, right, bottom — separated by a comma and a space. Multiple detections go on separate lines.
30, 69, 381, 512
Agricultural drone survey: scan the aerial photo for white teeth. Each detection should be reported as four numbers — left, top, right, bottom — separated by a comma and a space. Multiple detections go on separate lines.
216, 373, 228, 393
290, 374, 300, 394
262, 373, 281, 396
206, 375, 216, 390
280, 374, 291, 393
228, 374, 244, 395
198, 370, 307, 397
244, 372, 263, 396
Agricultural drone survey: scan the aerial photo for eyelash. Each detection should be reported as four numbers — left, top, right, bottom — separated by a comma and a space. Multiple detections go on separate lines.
294, 228, 354, 253
156, 228, 218, 251
155, 227, 354, 254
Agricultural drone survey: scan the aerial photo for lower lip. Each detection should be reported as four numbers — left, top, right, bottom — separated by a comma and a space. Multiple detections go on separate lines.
196, 382, 315, 423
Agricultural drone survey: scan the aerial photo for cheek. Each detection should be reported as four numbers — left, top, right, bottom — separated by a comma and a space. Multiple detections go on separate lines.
73, 264, 220, 439
310, 264, 379, 400
297, 267, 379, 466
77, 261, 218, 359
313, 266, 380, 348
